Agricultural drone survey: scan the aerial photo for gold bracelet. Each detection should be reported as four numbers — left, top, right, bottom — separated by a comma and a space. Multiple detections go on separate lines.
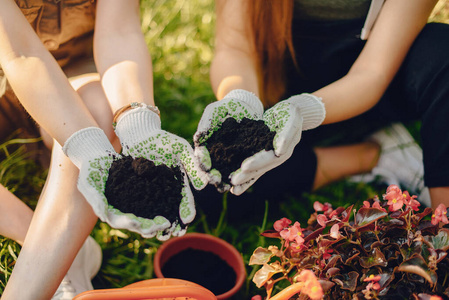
112, 102, 160, 128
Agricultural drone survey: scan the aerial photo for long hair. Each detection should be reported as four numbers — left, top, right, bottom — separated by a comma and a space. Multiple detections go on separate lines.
247, 0, 295, 107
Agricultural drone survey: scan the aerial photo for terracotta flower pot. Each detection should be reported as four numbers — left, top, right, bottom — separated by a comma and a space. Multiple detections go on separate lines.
154, 233, 246, 300
73, 278, 217, 300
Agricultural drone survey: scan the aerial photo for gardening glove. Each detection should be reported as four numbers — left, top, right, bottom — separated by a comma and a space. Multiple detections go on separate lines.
114, 103, 208, 240
193, 89, 264, 192
61, 127, 137, 232
230, 93, 326, 195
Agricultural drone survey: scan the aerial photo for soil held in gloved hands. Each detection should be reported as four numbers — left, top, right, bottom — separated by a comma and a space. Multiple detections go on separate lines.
105, 155, 183, 224
199, 117, 275, 186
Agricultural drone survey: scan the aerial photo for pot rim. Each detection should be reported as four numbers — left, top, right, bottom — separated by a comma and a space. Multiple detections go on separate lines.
154, 232, 246, 300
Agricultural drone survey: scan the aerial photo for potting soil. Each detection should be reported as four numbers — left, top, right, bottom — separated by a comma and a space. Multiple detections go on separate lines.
161, 248, 236, 295
104, 155, 183, 224
201, 117, 275, 185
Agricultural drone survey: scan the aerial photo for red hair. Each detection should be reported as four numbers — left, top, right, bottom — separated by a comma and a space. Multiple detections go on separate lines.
247, 0, 296, 107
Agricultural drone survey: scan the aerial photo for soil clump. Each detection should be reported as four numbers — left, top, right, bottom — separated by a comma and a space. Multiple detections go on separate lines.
105, 155, 183, 224
200, 117, 275, 185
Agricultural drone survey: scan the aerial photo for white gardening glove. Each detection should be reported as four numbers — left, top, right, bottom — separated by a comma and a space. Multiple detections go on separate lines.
230, 93, 326, 195
114, 104, 208, 241
61, 127, 152, 234
193, 89, 264, 192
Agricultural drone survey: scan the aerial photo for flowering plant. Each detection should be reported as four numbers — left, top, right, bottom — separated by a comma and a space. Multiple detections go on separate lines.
249, 185, 449, 299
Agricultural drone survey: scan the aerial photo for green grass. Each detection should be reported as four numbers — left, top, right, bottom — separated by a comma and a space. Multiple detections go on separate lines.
1, 0, 449, 297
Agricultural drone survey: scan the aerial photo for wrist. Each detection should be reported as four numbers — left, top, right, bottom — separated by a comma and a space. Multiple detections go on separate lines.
288, 93, 326, 130
113, 102, 160, 129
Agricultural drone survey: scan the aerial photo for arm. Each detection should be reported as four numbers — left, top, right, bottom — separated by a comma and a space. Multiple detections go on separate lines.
211, 0, 438, 123
315, 0, 438, 124
94, 0, 155, 112
211, 0, 259, 100
0, 0, 98, 145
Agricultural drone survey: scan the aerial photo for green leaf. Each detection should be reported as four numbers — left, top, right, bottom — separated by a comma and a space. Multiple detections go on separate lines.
426, 228, 449, 251
355, 207, 388, 228
333, 271, 359, 291
249, 247, 274, 265
252, 262, 283, 288
359, 248, 388, 268
397, 254, 437, 285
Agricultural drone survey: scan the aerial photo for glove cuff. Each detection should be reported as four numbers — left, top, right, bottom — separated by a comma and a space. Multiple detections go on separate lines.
114, 107, 162, 148
223, 89, 264, 115
62, 127, 115, 169
289, 93, 326, 130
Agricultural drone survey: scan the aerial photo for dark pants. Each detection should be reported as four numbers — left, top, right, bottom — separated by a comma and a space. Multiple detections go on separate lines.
286, 20, 449, 188
197, 20, 449, 221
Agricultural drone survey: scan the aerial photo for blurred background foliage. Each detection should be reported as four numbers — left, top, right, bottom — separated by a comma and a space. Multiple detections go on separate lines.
1, 0, 449, 297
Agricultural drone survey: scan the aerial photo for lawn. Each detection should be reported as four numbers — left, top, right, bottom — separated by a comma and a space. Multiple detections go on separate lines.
1, 0, 449, 298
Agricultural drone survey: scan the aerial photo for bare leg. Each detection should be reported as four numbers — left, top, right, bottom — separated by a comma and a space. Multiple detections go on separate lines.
430, 187, 449, 209
0, 184, 33, 246
2, 73, 117, 300
313, 142, 380, 190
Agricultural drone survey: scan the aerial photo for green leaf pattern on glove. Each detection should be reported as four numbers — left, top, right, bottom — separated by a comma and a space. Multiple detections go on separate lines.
262, 102, 290, 151
198, 99, 258, 145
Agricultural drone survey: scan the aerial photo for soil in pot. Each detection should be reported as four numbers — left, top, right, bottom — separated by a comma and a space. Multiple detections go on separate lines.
199, 117, 275, 186
160, 247, 237, 296
104, 155, 184, 225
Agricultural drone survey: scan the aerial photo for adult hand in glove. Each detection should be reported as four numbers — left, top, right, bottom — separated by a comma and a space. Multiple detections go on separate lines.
230, 93, 326, 195
193, 89, 264, 192
194, 89, 325, 196
113, 104, 208, 240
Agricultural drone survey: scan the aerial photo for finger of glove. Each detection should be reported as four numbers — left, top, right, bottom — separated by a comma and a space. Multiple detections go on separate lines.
235, 150, 277, 175
178, 174, 196, 224
173, 136, 209, 190
230, 158, 277, 188
231, 149, 293, 187
264, 105, 304, 157
193, 146, 222, 186
194, 145, 212, 171
230, 176, 259, 195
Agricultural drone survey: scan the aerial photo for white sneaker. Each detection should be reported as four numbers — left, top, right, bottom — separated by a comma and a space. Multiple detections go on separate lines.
350, 123, 431, 207
52, 236, 102, 300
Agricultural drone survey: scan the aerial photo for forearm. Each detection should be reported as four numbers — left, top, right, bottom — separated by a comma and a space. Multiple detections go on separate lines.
210, 48, 260, 100
313, 68, 389, 125
0, 0, 97, 145
95, 0, 154, 112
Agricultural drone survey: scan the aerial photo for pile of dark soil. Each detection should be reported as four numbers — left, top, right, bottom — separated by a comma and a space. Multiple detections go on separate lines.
199, 117, 275, 186
161, 248, 236, 295
104, 156, 184, 224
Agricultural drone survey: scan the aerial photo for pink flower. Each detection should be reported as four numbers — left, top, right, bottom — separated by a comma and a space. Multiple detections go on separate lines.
383, 184, 405, 211
317, 214, 328, 227
251, 296, 262, 300
363, 199, 387, 212
313, 201, 333, 214
330, 224, 341, 239
322, 248, 333, 260
402, 191, 421, 211
274, 217, 292, 232
431, 204, 449, 225
280, 222, 304, 242
295, 270, 324, 300
363, 274, 381, 290
290, 239, 305, 253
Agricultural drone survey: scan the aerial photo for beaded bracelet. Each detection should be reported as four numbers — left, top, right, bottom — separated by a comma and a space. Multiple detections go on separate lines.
112, 102, 160, 128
